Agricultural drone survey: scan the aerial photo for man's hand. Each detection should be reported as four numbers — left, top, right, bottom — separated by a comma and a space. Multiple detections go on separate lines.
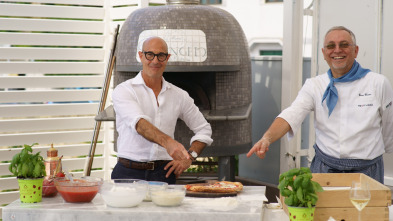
164, 139, 190, 161
164, 159, 192, 178
246, 137, 271, 159
246, 118, 291, 159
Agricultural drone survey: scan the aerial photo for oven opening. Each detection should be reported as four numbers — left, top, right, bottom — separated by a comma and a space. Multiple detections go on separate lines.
164, 72, 215, 111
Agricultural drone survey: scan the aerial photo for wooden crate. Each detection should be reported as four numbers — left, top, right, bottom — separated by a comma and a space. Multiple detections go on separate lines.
282, 173, 391, 221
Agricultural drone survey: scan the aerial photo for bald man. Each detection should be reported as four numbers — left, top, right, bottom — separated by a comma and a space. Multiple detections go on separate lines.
111, 37, 213, 184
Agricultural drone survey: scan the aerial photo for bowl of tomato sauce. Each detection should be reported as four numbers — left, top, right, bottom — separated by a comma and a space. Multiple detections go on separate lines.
54, 177, 103, 203
42, 178, 58, 197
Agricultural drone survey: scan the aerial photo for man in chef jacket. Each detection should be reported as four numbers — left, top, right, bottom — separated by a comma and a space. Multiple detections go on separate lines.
111, 36, 213, 184
247, 26, 393, 183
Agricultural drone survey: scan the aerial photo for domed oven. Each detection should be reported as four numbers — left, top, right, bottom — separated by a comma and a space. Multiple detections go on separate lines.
114, 0, 252, 180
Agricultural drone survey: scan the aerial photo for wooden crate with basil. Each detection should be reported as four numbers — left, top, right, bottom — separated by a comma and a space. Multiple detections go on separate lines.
281, 172, 391, 221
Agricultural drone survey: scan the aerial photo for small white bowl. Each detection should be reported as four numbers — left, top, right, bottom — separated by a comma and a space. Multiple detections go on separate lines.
143, 181, 168, 201
100, 179, 148, 208
150, 185, 186, 207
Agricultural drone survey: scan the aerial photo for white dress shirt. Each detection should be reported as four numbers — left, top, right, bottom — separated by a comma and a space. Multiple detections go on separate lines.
278, 72, 393, 160
112, 72, 213, 162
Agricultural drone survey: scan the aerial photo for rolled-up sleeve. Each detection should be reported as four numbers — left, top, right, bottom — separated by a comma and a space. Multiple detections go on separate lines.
112, 82, 152, 134
179, 91, 213, 146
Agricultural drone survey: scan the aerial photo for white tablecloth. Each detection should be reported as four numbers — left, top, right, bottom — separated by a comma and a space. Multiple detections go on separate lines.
3, 185, 391, 221
2, 186, 269, 221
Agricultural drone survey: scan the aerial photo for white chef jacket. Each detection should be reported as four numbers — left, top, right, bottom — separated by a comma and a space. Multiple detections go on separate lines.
112, 72, 213, 162
278, 72, 393, 160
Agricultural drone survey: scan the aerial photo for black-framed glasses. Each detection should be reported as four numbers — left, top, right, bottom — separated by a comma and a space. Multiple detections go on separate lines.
142, 51, 168, 62
324, 42, 354, 50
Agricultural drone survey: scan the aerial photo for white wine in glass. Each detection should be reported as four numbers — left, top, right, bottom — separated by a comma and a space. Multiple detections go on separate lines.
349, 181, 371, 221
350, 198, 370, 211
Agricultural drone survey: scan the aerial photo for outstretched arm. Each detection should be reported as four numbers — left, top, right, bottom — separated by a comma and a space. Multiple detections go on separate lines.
246, 117, 291, 159
136, 118, 190, 160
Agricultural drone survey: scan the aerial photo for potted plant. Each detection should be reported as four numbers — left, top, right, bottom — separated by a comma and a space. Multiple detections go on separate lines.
278, 167, 324, 221
8, 143, 46, 203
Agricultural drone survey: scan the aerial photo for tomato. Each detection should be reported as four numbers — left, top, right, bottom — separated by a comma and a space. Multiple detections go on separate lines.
42, 179, 57, 197
56, 172, 65, 177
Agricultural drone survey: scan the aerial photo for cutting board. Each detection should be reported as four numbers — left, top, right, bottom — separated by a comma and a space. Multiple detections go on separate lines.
186, 190, 237, 198
185, 182, 238, 198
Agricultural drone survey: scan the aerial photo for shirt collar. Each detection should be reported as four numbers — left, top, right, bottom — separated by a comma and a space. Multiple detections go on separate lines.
131, 71, 145, 85
132, 71, 171, 92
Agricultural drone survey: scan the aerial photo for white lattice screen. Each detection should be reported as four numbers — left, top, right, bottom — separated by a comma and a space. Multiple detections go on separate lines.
0, 0, 167, 216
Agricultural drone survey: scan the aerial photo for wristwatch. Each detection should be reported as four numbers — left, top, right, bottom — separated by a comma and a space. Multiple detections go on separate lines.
188, 150, 198, 161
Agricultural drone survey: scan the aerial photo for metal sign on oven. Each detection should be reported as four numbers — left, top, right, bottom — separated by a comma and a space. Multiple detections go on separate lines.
136, 29, 207, 62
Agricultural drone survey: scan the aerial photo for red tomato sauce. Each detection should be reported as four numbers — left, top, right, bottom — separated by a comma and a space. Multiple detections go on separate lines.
42, 185, 57, 197
58, 187, 99, 203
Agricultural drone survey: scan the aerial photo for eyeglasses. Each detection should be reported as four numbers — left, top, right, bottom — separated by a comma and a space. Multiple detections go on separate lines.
324, 42, 354, 50
142, 51, 168, 62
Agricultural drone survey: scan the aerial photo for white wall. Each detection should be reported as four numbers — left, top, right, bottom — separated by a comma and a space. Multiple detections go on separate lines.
316, 0, 381, 76
216, 0, 284, 57
218, 0, 283, 41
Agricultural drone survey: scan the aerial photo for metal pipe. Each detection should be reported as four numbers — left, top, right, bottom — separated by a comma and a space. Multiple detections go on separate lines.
84, 25, 120, 176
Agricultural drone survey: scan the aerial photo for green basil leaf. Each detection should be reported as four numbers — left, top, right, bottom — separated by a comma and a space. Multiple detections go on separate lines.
284, 194, 294, 206
296, 187, 304, 202
294, 175, 303, 188
311, 181, 324, 192
281, 188, 292, 197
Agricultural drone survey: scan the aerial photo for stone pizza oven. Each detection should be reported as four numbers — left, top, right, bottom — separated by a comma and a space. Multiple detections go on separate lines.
114, 0, 252, 180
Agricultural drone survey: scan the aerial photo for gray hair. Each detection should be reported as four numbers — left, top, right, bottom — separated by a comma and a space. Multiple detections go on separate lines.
325, 26, 357, 46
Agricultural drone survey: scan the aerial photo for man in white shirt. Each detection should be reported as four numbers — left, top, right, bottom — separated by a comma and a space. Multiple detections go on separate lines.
247, 26, 393, 183
111, 36, 213, 184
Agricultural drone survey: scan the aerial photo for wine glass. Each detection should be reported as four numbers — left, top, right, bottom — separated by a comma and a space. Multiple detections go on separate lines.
349, 181, 371, 221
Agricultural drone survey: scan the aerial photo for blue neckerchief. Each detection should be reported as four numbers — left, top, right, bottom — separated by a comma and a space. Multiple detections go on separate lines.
321, 60, 370, 116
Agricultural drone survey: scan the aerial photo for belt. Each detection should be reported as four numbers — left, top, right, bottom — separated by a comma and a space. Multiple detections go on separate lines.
118, 157, 171, 170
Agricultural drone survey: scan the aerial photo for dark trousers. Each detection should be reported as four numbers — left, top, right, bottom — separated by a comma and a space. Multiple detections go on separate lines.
111, 161, 176, 184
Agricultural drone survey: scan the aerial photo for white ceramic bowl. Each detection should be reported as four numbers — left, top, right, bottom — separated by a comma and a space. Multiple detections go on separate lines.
150, 185, 186, 207
143, 181, 168, 201
100, 179, 148, 207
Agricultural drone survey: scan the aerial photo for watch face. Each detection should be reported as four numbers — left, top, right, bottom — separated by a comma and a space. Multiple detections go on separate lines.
189, 151, 197, 158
